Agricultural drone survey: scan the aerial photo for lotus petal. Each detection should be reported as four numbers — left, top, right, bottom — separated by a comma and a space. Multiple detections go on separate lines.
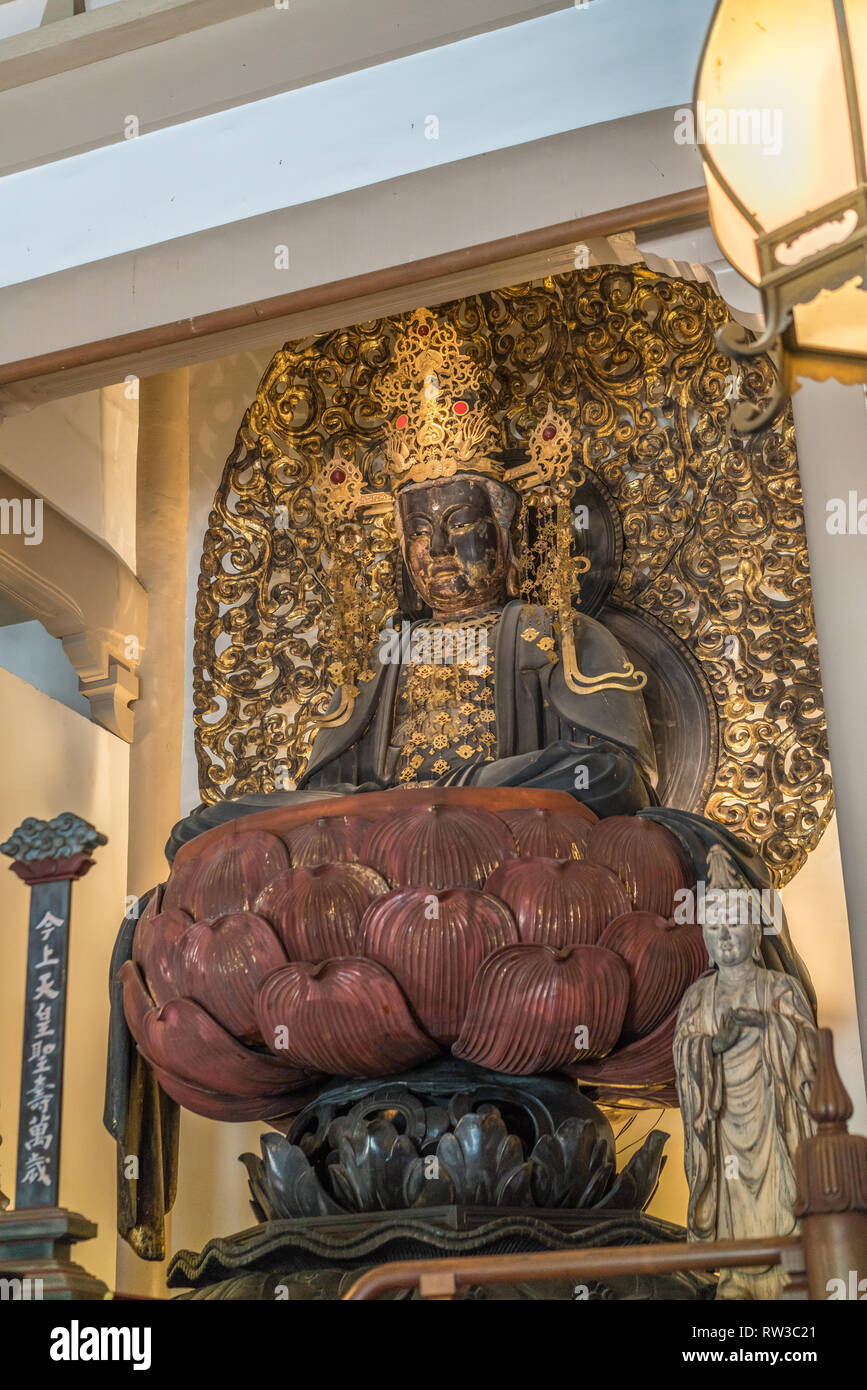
150, 1065, 319, 1122
186, 830, 292, 918
452, 943, 629, 1074
566, 1003, 682, 1098
500, 805, 596, 860
243, 1133, 346, 1218
161, 855, 199, 915
283, 815, 373, 866
120, 959, 312, 1097
599, 910, 708, 1039
254, 958, 439, 1076
433, 1109, 525, 1205
359, 802, 516, 889
255, 863, 388, 960
585, 815, 691, 916
484, 858, 630, 948
599, 1130, 667, 1212
132, 901, 193, 1007
177, 912, 288, 1043
360, 887, 519, 1044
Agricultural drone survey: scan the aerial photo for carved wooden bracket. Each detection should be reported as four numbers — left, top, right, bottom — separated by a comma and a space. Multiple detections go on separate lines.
0, 465, 147, 741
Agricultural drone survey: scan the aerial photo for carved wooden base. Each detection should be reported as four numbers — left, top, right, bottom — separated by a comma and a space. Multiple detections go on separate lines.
169, 1207, 716, 1301
239, 1059, 664, 1221
167, 1063, 713, 1300
0, 1207, 109, 1300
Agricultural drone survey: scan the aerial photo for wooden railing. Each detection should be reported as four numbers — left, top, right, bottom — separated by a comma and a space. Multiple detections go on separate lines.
344, 1029, 867, 1301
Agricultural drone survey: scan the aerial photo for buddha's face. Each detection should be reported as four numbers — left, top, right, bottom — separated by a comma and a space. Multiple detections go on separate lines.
702, 916, 758, 971
397, 475, 509, 620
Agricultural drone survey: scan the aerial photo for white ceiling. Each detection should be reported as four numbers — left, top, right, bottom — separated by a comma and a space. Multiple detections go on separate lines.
0, 0, 715, 290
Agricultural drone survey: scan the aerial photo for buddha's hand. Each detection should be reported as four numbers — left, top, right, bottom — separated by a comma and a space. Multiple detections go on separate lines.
731, 1007, 765, 1030
711, 1009, 742, 1055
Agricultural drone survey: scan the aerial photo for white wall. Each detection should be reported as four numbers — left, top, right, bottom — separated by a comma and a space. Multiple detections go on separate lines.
783, 818, 867, 1131
0, 619, 91, 716
0, 382, 137, 566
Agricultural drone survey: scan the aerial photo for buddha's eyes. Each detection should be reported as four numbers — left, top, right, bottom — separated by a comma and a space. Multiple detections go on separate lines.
446, 510, 484, 532
405, 509, 486, 539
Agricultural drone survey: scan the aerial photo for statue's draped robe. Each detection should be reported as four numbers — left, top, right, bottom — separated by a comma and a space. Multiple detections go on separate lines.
104, 891, 179, 1260
300, 602, 658, 817
674, 969, 817, 1299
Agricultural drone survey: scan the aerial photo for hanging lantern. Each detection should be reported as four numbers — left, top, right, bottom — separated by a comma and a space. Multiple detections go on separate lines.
694, 0, 867, 429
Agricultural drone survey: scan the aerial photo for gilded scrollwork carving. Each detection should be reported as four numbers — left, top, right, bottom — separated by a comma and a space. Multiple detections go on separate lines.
193, 267, 831, 884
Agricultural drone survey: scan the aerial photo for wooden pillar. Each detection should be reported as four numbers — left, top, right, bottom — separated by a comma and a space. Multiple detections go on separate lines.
115, 368, 190, 1297
796, 1028, 867, 1300
128, 368, 190, 900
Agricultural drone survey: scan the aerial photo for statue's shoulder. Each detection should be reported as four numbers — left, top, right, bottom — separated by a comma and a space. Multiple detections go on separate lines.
763, 968, 815, 1018
571, 610, 634, 673
502, 601, 632, 672
676, 973, 714, 1030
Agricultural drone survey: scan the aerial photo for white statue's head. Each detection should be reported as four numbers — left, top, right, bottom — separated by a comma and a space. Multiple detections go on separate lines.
702, 914, 761, 971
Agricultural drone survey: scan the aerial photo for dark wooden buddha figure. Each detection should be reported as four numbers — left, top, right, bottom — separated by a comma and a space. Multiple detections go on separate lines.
300, 470, 657, 818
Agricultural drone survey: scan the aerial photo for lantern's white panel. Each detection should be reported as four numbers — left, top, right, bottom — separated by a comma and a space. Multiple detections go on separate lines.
696, 0, 856, 235
704, 161, 761, 283
792, 277, 867, 356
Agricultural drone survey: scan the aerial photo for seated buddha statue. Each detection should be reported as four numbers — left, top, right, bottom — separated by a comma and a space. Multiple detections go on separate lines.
298, 468, 657, 820
166, 308, 811, 1004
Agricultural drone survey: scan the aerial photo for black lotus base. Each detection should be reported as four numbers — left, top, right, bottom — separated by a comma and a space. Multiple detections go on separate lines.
167, 1064, 713, 1300
168, 1207, 716, 1300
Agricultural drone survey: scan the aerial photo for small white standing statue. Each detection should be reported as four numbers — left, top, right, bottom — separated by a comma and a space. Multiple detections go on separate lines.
674, 847, 817, 1299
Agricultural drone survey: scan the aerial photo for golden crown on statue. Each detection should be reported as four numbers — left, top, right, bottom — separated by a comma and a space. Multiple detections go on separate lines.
373, 307, 501, 488
312, 308, 574, 524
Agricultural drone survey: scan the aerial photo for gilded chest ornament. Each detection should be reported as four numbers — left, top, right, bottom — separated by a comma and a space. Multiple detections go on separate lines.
392, 613, 499, 785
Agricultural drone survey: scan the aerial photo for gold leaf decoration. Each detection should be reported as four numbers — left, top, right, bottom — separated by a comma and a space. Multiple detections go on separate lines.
194, 268, 832, 884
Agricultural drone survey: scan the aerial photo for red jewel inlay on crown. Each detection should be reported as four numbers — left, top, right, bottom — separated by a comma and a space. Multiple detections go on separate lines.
396, 415, 408, 428
453, 401, 469, 416
329, 467, 346, 485
542, 425, 557, 440
417, 325, 430, 337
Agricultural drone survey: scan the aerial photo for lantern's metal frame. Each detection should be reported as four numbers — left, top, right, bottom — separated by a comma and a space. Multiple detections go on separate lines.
696, 0, 867, 430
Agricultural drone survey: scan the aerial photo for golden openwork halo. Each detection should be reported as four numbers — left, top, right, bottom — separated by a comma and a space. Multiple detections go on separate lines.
194, 269, 832, 886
